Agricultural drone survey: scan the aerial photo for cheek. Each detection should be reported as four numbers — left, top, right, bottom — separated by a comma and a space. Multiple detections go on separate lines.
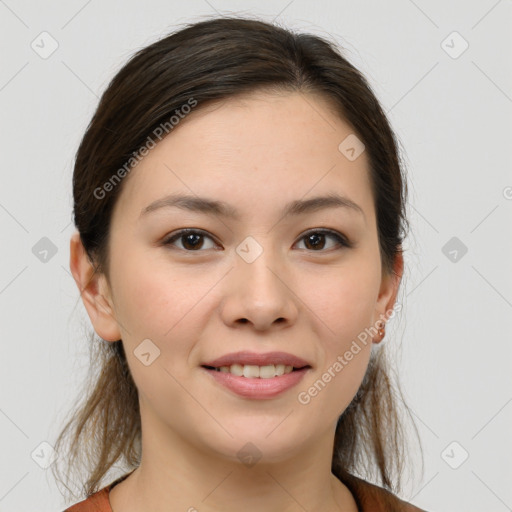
323, 346, 371, 420
109, 253, 217, 391
305, 263, 380, 345
298, 265, 377, 411
111, 258, 206, 408
110, 250, 210, 339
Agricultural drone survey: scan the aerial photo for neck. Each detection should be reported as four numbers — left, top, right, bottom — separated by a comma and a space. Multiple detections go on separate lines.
109, 403, 358, 512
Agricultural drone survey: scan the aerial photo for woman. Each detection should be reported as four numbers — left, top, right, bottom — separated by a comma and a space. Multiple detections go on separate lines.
55, 16, 427, 512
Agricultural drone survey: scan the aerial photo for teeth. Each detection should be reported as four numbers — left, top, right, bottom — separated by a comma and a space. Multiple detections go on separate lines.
243, 365, 260, 378
213, 364, 294, 378
258, 365, 277, 379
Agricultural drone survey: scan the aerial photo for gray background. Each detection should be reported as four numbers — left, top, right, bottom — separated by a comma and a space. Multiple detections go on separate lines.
0, 1, 511, 511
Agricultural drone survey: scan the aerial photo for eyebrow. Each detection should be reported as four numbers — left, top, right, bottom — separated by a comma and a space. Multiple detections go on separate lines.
140, 192, 366, 222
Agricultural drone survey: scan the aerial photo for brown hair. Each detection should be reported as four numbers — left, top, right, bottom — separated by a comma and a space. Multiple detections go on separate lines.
53, 15, 422, 502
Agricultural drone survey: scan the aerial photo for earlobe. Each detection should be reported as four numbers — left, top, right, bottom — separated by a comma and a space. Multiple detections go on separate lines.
69, 231, 122, 342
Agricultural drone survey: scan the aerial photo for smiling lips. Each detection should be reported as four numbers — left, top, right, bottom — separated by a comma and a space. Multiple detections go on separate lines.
202, 350, 311, 369
201, 350, 312, 399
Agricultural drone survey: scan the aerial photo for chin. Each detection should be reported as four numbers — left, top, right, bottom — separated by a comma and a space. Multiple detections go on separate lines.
199, 419, 311, 466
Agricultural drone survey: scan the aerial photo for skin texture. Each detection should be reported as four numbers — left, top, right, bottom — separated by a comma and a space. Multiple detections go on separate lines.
70, 90, 403, 512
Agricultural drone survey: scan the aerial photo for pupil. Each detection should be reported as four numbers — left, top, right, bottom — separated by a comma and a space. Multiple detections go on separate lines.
306, 233, 324, 250
183, 233, 202, 250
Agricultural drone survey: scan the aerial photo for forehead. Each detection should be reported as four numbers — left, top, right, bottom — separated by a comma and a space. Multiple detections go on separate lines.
112, 90, 374, 224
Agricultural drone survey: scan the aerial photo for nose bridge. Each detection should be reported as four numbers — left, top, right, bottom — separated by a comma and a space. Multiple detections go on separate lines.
216, 229, 300, 331
235, 234, 285, 296
221, 234, 297, 329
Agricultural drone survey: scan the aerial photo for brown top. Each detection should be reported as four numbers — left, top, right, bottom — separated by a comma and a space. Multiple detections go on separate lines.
63, 470, 427, 512
340, 471, 427, 512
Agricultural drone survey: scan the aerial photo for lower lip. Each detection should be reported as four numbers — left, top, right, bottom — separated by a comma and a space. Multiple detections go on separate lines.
202, 367, 310, 399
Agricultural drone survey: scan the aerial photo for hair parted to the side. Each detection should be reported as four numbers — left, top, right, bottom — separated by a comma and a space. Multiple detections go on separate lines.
52, 14, 423, 502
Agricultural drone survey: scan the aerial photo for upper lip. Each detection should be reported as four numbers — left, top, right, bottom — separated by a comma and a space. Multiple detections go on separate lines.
202, 351, 312, 369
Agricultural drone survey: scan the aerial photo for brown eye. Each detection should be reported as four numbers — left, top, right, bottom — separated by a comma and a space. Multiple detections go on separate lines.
163, 229, 217, 251
162, 228, 351, 253
295, 229, 351, 251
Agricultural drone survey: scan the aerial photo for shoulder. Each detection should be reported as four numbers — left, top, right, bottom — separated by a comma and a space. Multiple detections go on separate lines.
338, 471, 428, 512
62, 471, 134, 512
63, 487, 112, 512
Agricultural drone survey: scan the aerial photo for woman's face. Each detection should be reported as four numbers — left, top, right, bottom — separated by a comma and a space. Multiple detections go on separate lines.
82, 90, 401, 464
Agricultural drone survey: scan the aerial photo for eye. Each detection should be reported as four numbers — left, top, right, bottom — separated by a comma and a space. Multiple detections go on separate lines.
162, 229, 218, 251
294, 229, 352, 252
162, 228, 351, 252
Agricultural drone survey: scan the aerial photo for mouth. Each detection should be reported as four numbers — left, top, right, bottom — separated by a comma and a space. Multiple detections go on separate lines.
201, 350, 312, 374
201, 363, 311, 378
200, 351, 312, 398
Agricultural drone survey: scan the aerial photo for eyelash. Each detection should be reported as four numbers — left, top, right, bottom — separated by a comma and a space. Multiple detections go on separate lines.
162, 228, 353, 253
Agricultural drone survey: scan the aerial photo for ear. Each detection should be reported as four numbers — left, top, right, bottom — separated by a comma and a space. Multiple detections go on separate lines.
69, 231, 122, 342
372, 249, 404, 343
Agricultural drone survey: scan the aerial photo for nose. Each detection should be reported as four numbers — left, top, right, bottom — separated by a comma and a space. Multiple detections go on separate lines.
219, 246, 299, 332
